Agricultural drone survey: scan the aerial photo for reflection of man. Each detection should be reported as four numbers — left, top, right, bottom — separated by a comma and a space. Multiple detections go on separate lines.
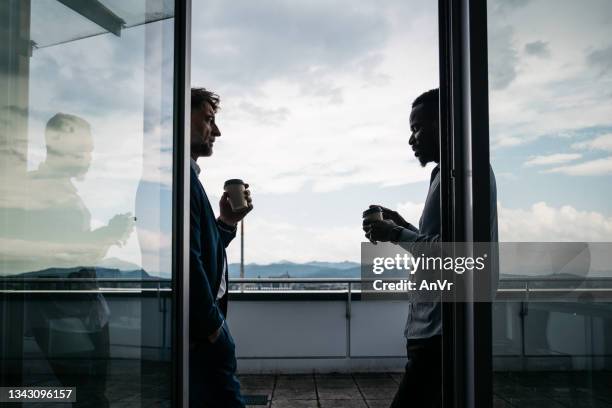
5, 113, 134, 273
363, 89, 498, 408
24, 113, 133, 408
189, 88, 252, 407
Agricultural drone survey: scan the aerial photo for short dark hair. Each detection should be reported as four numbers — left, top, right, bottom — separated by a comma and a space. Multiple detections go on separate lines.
191, 87, 220, 112
412, 88, 439, 121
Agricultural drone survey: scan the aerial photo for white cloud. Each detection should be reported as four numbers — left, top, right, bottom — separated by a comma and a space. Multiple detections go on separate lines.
488, 25, 519, 90
498, 201, 612, 242
238, 102, 291, 125
0, 232, 136, 276
130, 227, 171, 276
492, 135, 523, 149
224, 200, 424, 265
193, 1, 438, 195
191, 0, 392, 93
524, 153, 582, 167
497, 172, 519, 181
545, 157, 612, 176
396, 201, 424, 224
572, 133, 612, 151
488, 0, 532, 15
225, 216, 363, 264
230, 200, 612, 264
488, 0, 612, 149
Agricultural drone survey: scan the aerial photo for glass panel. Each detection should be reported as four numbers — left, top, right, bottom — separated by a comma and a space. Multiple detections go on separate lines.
192, 0, 439, 277
190, 0, 441, 406
1, 1, 176, 406
487, 0, 612, 406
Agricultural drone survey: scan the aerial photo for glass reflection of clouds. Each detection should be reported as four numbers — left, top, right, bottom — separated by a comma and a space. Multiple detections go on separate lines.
1, 114, 134, 275
0, 1, 175, 278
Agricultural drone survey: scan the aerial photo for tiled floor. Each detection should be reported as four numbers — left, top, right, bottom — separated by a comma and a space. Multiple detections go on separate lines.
18, 362, 612, 407
239, 373, 397, 408
493, 371, 612, 408
239, 371, 612, 408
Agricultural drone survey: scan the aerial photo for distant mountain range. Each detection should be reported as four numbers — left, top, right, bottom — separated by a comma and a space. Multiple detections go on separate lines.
228, 261, 361, 279
5, 259, 595, 281
3, 260, 361, 280
13, 266, 154, 280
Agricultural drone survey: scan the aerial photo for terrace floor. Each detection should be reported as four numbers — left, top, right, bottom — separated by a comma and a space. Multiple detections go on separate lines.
238, 371, 612, 408
240, 372, 399, 408
17, 361, 612, 407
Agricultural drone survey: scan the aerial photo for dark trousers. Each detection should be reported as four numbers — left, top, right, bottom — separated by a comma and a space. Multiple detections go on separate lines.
189, 321, 244, 408
391, 335, 442, 408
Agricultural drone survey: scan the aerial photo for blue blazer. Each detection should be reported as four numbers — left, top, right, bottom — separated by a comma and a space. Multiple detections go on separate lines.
190, 168, 236, 340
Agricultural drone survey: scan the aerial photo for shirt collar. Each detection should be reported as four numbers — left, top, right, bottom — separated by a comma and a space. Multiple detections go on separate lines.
430, 164, 440, 185
190, 158, 201, 176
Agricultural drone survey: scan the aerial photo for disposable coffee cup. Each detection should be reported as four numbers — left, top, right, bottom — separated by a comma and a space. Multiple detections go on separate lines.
224, 179, 248, 212
362, 207, 383, 222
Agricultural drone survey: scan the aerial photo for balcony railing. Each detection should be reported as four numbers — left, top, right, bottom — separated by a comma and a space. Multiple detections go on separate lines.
2, 277, 611, 372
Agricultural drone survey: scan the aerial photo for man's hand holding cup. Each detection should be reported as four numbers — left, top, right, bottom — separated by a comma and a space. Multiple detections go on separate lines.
219, 179, 253, 226
363, 205, 411, 243
370, 204, 418, 232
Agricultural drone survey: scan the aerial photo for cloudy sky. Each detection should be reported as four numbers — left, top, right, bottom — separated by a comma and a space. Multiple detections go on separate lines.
2, 0, 611, 277
191, 0, 439, 265
192, 0, 612, 265
487, 0, 612, 242
0, 2, 175, 276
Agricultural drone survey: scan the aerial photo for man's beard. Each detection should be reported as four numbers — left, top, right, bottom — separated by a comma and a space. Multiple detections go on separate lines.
418, 151, 431, 167
192, 142, 212, 157
417, 144, 436, 167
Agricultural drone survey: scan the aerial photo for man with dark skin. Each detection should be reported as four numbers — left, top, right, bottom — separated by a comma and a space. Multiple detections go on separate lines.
363, 88, 498, 408
364, 89, 441, 244
190, 87, 252, 407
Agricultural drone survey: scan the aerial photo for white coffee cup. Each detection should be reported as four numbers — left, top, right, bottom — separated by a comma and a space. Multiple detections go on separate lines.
224, 179, 248, 212
362, 207, 383, 222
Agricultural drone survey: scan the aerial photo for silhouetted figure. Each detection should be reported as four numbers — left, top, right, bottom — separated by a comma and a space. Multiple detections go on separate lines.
189, 88, 253, 407
363, 89, 498, 408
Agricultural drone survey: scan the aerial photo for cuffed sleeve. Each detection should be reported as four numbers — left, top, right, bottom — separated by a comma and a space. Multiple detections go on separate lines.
216, 219, 237, 248
397, 228, 418, 244
397, 228, 440, 252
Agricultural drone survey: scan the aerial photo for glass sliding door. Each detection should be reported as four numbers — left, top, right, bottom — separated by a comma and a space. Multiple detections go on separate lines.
0, 1, 187, 406
484, 0, 612, 407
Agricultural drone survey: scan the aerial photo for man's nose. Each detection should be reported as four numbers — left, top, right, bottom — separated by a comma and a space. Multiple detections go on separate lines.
213, 124, 221, 137
409, 134, 415, 145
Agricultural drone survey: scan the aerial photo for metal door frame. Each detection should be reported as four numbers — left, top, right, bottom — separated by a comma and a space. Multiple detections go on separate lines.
438, 0, 492, 407
172, 0, 191, 406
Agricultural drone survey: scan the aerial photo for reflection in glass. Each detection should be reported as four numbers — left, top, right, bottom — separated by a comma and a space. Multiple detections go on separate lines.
1, 1, 175, 406
3, 114, 134, 275
488, 0, 612, 405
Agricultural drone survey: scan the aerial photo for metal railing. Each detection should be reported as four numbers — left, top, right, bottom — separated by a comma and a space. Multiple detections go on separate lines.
2, 277, 612, 297
2, 277, 610, 363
